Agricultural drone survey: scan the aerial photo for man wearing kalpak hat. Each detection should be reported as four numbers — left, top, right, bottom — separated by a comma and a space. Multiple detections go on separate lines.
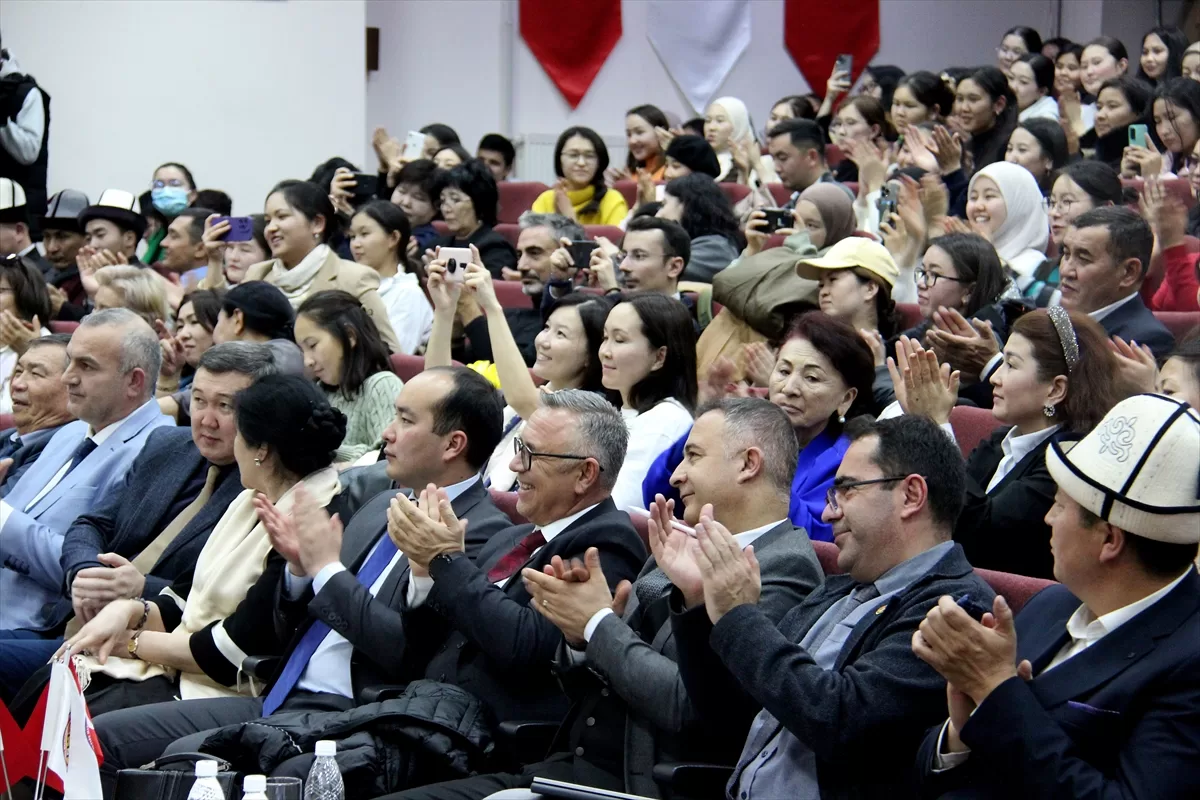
0, 177, 50, 274
910, 392, 1200, 797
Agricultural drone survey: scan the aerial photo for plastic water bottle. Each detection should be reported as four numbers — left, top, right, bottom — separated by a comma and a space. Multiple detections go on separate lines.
303, 740, 345, 800
185, 760, 225, 800
243, 774, 269, 800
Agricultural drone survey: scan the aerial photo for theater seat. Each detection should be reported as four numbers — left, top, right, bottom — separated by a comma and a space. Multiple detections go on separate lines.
825, 143, 844, 167
628, 508, 650, 549
494, 223, 520, 248
389, 353, 427, 382
489, 490, 526, 526
0, 413, 13, 432
1153, 311, 1200, 341
718, 183, 751, 206
975, 568, 1054, 613
494, 280, 533, 309
948, 406, 1001, 458
583, 225, 624, 244
896, 303, 923, 330
612, 180, 639, 209
431, 220, 450, 237
766, 184, 793, 206
812, 540, 842, 575
48, 321, 79, 334
497, 181, 550, 224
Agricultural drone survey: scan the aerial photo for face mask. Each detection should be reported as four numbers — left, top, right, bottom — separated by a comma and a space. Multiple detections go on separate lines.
151, 186, 190, 216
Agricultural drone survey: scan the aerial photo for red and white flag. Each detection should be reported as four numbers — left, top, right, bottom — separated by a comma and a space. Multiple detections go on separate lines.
647, 0, 751, 114
38, 659, 103, 800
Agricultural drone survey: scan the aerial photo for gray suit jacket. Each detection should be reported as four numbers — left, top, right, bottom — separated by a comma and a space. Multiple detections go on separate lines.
557, 521, 824, 797
0, 425, 63, 499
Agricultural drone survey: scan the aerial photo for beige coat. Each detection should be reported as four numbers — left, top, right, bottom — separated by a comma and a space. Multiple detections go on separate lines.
243, 249, 401, 352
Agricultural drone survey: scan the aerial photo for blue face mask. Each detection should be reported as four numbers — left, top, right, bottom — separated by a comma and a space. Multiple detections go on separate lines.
151, 186, 190, 216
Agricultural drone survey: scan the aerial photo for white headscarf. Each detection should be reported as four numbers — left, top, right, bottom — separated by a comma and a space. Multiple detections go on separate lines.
708, 96, 753, 180
969, 162, 1049, 279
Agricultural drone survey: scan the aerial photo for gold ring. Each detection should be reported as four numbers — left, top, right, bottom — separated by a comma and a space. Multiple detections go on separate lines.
542, 599, 548, 607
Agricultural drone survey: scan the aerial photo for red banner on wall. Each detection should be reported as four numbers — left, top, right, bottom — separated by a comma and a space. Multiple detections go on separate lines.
520, 0, 622, 108
784, 0, 879, 93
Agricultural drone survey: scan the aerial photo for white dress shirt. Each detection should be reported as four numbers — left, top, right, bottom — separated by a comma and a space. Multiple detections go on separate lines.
933, 568, 1193, 770
582, 517, 788, 641
1087, 292, 1140, 323
14, 417, 122, 513
287, 474, 480, 699
377, 271, 434, 355
985, 425, 1060, 492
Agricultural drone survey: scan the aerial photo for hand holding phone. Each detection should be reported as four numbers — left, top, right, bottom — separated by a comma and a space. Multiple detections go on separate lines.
567, 240, 599, 270
438, 247, 473, 284
1128, 124, 1148, 149
403, 130, 427, 160
760, 208, 794, 234
211, 216, 254, 242
350, 173, 379, 199
835, 53, 853, 78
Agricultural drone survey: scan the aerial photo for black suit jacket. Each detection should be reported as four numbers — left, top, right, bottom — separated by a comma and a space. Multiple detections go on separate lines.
1099, 295, 1175, 358
915, 570, 1200, 798
52, 427, 242, 632
674, 543, 994, 800
954, 428, 1078, 579
397, 499, 648, 725
0, 424, 63, 498
269, 479, 512, 701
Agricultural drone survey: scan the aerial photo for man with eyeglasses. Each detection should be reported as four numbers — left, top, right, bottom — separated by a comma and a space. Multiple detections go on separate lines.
668, 414, 993, 798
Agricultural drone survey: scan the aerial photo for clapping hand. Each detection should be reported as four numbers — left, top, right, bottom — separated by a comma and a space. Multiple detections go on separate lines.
155, 320, 186, 382
523, 547, 616, 645
886, 335, 959, 424
256, 485, 343, 578
386, 483, 466, 574
1140, 174, 1189, 250
553, 180, 577, 220
911, 595, 1024, 705
0, 311, 38, 354
1108, 336, 1158, 395
646, 494, 704, 607
694, 510, 761, 624
329, 167, 357, 216
743, 341, 776, 387
926, 307, 1000, 380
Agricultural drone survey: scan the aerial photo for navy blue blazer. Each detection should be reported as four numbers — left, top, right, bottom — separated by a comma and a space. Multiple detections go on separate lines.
915, 569, 1200, 798
1099, 295, 1176, 359
0, 425, 64, 499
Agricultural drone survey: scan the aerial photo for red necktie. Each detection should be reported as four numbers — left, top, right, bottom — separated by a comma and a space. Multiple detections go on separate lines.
486, 529, 546, 583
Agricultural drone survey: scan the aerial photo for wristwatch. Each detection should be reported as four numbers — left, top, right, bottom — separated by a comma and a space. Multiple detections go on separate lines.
127, 631, 143, 660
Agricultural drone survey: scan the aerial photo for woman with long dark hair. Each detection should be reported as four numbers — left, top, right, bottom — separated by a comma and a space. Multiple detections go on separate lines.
348, 200, 431, 354
532, 126, 629, 225
953, 66, 1019, 173
1137, 26, 1190, 86
657, 173, 742, 282
429, 160, 519, 278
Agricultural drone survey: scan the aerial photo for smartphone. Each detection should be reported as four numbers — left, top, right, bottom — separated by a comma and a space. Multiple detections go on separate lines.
654, 184, 666, 202
350, 173, 379, 198
760, 208, 794, 233
567, 240, 598, 270
835, 53, 853, 77
403, 130, 427, 160
438, 247, 473, 283
212, 216, 254, 242
1128, 124, 1148, 149
876, 184, 898, 218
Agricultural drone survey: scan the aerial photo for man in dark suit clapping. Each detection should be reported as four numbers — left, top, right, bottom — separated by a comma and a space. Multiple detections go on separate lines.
913, 394, 1200, 798
384, 398, 824, 800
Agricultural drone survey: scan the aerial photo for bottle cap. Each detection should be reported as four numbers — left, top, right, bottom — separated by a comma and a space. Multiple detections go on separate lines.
244, 775, 266, 791
195, 760, 218, 778
314, 740, 337, 757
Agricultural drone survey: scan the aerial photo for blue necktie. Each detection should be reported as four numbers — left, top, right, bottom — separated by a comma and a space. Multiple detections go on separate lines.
261, 535, 400, 715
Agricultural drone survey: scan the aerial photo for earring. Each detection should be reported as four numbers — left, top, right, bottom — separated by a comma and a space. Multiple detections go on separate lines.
254, 457, 262, 466
1043, 404, 1056, 418
838, 414, 846, 424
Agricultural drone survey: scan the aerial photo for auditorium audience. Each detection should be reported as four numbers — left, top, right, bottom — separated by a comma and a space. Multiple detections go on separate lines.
1146, 77, 1200, 176
601, 216, 691, 299
1140, 174, 1200, 312
1137, 26, 1189, 85
1183, 41, 1200, 81
156, 289, 220, 395
657, 174, 741, 282
0, 309, 171, 631
476, 132, 516, 182
428, 159, 518, 278
914, 394, 1199, 797
532, 126, 629, 225
0, 342, 276, 707
1004, 117, 1068, 191
704, 96, 769, 185
745, 182, 856, 260
295, 290, 403, 463
954, 66, 1019, 172
419, 122, 461, 159
1075, 36, 1132, 134
860, 65, 906, 112
645, 312, 874, 543
892, 308, 1121, 578
798, 237, 903, 350
79, 189, 146, 266
1054, 42, 1085, 96
1157, 338, 1200, 408
1097, 77, 1154, 170
143, 163, 197, 264
963, 161, 1050, 295
616, 104, 670, 183
0, 334, 72, 495
891, 71, 955, 128
998, 25, 1043, 74
199, 213, 270, 288
829, 96, 893, 184
663, 134, 722, 180
348, 200, 432, 354
392, 159, 442, 254
158, 207, 214, 287
240, 179, 401, 352
39, 189, 91, 307
668, 414, 994, 798
0, 179, 44, 270
1011, 53, 1059, 121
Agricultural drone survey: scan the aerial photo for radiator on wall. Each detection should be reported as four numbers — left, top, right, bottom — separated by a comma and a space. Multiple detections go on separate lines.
513, 133, 629, 184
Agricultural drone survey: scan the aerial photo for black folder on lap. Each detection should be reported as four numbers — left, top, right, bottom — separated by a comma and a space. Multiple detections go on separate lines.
529, 777, 655, 800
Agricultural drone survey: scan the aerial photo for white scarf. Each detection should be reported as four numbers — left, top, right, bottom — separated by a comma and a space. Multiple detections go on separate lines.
267, 244, 331, 303
709, 96, 752, 181
969, 162, 1049, 278
79, 466, 341, 699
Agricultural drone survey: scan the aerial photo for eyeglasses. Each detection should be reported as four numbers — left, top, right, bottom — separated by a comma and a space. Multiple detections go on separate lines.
825, 476, 907, 511
915, 269, 967, 288
1043, 197, 1078, 213
562, 151, 599, 164
513, 436, 601, 472
439, 193, 470, 208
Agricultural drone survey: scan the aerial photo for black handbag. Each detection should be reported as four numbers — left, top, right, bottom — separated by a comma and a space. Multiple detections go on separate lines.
114, 751, 239, 799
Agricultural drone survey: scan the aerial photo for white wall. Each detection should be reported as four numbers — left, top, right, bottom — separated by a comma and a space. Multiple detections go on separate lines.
0, 0, 367, 213
365, 0, 1073, 180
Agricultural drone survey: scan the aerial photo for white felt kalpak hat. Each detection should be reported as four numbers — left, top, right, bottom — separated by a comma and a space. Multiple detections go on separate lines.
1047, 394, 1200, 544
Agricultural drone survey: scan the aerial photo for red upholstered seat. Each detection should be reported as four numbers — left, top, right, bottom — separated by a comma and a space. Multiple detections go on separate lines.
975, 568, 1054, 613
1153, 311, 1200, 341
812, 540, 843, 575
497, 181, 550, 224
0, 413, 13, 431
948, 406, 1001, 458
495, 280, 533, 309
431, 221, 450, 237
896, 303, 923, 330
494, 223, 520, 248
628, 510, 650, 549
825, 144, 844, 167
766, 184, 794, 206
48, 321, 79, 334
612, 180, 639, 209
583, 225, 625, 245
489, 490, 526, 526
390, 354, 462, 380
718, 183, 751, 206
